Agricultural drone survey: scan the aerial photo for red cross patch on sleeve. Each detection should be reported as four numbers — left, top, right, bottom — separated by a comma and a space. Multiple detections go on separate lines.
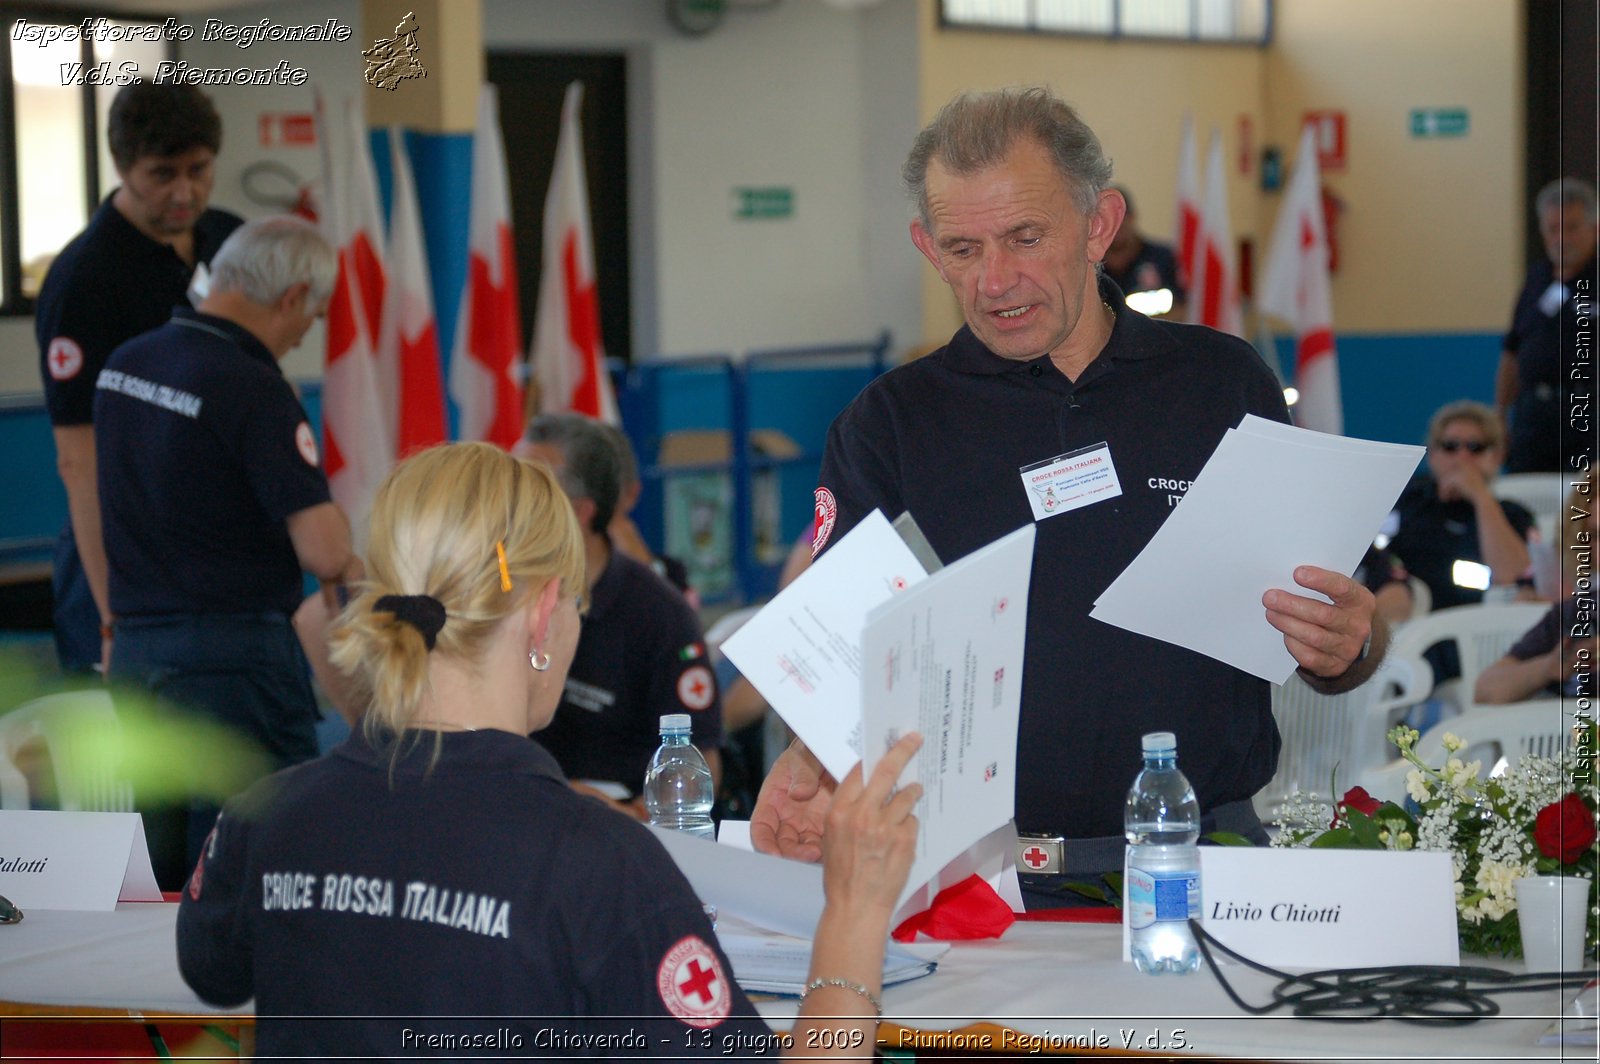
46, 337, 84, 381
295, 422, 320, 467
676, 664, 715, 712
811, 487, 837, 558
656, 935, 731, 1028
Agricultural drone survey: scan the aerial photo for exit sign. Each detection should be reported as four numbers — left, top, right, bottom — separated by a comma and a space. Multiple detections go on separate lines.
1410, 108, 1469, 138
732, 187, 793, 220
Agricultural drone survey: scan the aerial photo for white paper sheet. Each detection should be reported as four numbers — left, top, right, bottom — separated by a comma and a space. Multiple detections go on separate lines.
860, 525, 1035, 900
1089, 416, 1423, 682
721, 510, 929, 781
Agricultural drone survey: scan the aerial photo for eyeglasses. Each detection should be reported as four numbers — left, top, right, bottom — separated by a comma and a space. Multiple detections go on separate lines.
0, 894, 21, 924
1434, 439, 1491, 454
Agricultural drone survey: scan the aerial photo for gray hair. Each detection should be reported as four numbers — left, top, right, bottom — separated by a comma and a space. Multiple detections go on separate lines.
902, 86, 1113, 226
522, 413, 621, 533
596, 422, 639, 491
1535, 177, 1597, 222
208, 216, 337, 307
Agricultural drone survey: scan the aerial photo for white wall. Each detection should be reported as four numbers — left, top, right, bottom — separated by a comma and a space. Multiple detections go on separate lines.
486, 0, 921, 360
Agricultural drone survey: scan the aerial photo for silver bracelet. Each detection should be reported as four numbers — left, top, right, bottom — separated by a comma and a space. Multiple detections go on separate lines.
800, 977, 882, 1019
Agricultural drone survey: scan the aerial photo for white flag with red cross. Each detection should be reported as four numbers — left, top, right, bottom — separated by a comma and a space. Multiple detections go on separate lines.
316, 91, 393, 537
1259, 124, 1344, 435
376, 126, 447, 459
449, 85, 525, 449
530, 82, 619, 425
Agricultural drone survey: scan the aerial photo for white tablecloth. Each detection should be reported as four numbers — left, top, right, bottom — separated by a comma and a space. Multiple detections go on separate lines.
0, 904, 1578, 1060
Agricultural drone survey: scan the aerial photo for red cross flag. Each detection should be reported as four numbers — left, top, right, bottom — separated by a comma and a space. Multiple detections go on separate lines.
1174, 113, 1201, 295
531, 82, 619, 425
316, 91, 393, 536
376, 126, 447, 459
1190, 129, 1243, 337
1258, 124, 1344, 435
450, 85, 525, 449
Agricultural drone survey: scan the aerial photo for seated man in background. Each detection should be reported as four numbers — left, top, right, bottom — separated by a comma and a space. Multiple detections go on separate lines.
1100, 184, 1185, 318
1368, 400, 1534, 622
1476, 481, 1596, 704
597, 421, 698, 605
97, 216, 358, 889
517, 414, 723, 816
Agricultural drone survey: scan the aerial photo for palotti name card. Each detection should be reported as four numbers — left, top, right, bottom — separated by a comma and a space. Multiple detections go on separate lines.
0, 810, 161, 911
1196, 847, 1459, 968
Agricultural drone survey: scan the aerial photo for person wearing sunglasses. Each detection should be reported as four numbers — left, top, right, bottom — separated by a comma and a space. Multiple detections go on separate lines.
1366, 400, 1534, 624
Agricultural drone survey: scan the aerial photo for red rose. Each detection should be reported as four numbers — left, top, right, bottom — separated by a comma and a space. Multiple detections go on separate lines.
1331, 786, 1382, 827
1533, 793, 1598, 865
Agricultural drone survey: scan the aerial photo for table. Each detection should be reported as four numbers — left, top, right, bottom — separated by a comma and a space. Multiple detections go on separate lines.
0, 905, 1581, 1061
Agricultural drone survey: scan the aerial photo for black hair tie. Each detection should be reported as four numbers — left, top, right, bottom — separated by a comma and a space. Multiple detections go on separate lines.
374, 594, 447, 651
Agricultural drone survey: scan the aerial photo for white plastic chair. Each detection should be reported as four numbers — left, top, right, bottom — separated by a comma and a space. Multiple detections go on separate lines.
0, 690, 135, 812
1493, 472, 1566, 541
1384, 601, 1551, 713
1255, 654, 1430, 822
1361, 699, 1574, 803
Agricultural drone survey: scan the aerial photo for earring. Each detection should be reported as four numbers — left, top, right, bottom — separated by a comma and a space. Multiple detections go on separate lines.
529, 649, 552, 672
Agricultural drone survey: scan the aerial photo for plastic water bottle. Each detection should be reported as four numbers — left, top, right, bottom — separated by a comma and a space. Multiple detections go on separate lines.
1124, 731, 1202, 974
644, 714, 715, 839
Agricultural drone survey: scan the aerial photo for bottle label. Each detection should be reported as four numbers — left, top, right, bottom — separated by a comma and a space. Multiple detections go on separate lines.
1126, 865, 1199, 930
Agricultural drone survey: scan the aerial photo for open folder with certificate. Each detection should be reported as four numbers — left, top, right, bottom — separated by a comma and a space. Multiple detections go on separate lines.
720, 512, 1034, 910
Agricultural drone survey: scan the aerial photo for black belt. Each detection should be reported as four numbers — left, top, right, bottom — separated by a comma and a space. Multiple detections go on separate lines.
1016, 798, 1263, 877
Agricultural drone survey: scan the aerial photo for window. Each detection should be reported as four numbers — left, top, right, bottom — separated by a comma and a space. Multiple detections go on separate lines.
941, 0, 1272, 44
1, 8, 171, 312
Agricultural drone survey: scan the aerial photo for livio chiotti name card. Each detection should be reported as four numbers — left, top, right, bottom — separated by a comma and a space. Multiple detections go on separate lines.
1193, 848, 1458, 968
0, 810, 161, 910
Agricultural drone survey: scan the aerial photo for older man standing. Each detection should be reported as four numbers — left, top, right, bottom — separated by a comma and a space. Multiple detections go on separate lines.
1497, 177, 1598, 473
752, 87, 1383, 906
97, 217, 359, 889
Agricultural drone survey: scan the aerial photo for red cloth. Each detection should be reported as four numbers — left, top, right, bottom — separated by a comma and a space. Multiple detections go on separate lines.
891, 874, 1016, 942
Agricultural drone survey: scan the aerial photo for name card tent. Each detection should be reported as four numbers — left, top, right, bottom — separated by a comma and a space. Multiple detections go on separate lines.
0, 811, 161, 911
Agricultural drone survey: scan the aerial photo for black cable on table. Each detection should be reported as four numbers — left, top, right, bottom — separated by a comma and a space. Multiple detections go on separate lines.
1190, 919, 1591, 1025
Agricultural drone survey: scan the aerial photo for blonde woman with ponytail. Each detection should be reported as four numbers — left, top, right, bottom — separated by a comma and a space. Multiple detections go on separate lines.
177, 442, 923, 1058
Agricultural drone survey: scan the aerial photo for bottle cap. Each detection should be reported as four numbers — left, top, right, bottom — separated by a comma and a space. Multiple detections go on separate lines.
1141, 731, 1177, 754
660, 713, 692, 733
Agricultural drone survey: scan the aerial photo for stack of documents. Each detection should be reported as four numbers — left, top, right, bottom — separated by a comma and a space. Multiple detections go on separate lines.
714, 915, 944, 996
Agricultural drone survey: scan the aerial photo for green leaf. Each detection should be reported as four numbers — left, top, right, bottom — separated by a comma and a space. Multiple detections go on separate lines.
1310, 827, 1359, 848
1204, 831, 1257, 847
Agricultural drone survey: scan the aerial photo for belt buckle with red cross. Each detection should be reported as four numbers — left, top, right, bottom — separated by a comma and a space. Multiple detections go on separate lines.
1016, 833, 1064, 875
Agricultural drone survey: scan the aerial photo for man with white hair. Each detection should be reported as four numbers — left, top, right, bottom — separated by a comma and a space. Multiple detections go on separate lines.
1497, 177, 1598, 473
95, 215, 359, 889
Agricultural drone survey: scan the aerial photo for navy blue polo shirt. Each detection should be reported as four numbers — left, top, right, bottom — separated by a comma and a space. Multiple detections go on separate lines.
179, 728, 767, 1055
38, 195, 242, 425
816, 281, 1289, 839
94, 309, 330, 617
537, 549, 723, 794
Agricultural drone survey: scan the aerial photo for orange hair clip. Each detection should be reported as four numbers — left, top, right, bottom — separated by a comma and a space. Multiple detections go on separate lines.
495, 541, 512, 592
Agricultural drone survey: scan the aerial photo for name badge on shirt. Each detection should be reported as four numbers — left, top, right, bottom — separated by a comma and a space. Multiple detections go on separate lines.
1538, 280, 1569, 316
1019, 443, 1123, 521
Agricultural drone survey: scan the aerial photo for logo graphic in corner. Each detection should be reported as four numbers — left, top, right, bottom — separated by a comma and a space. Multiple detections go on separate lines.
46, 337, 84, 381
295, 422, 320, 467
811, 487, 838, 558
656, 935, 731, 1028
363, 10, 427, 91
677, 664, 715, 711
